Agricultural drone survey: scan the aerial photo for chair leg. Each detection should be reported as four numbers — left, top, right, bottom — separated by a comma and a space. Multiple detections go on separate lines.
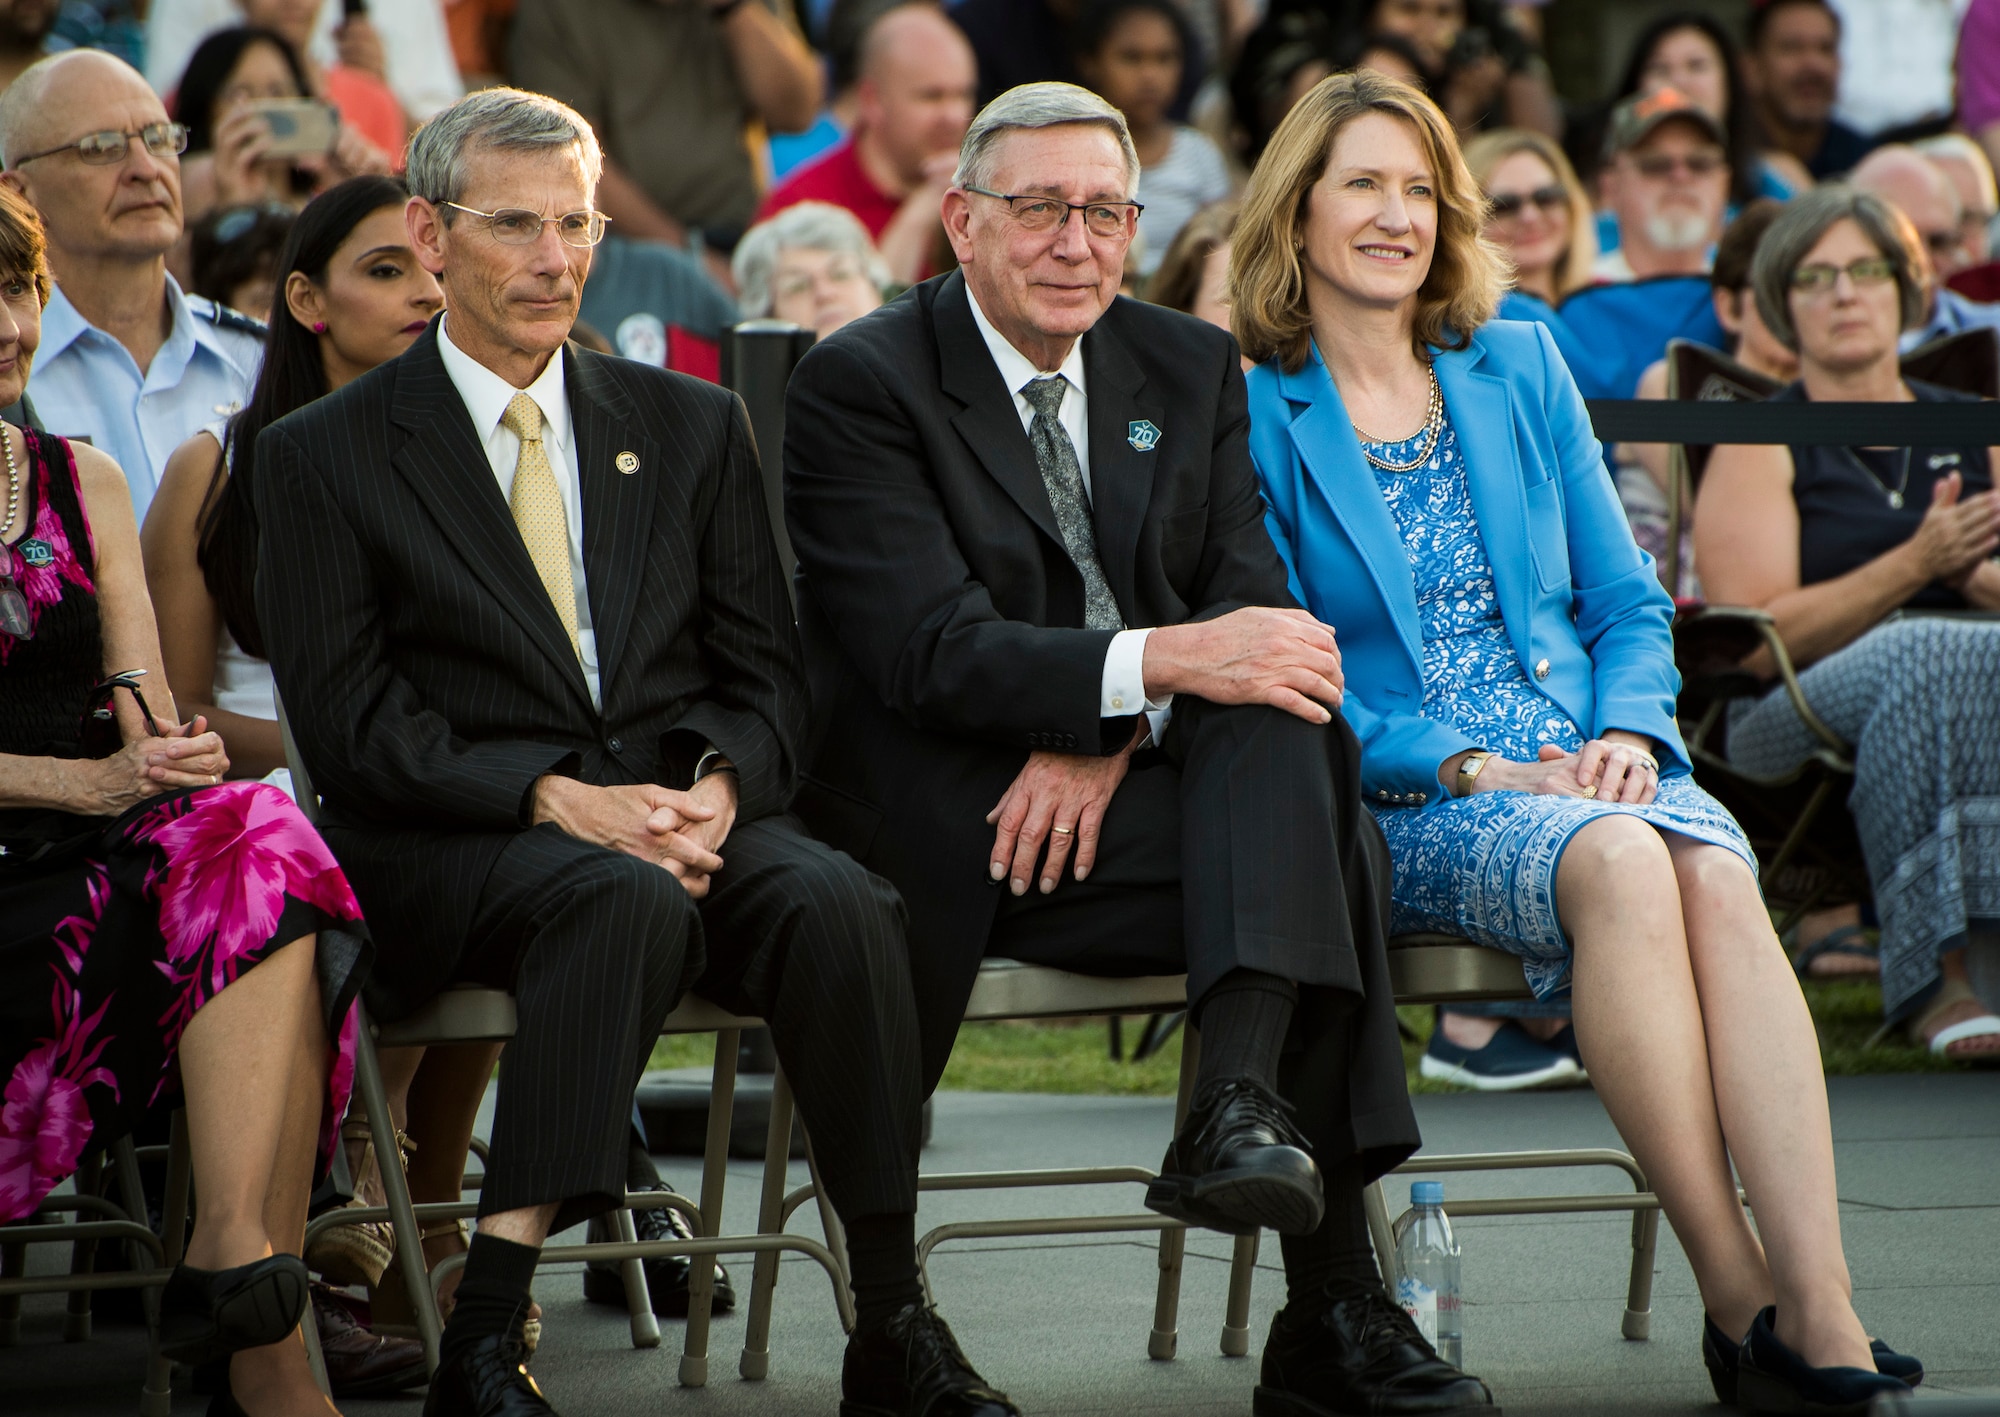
140, 1111, 192, 1417
612, 1205, 662, 1349
356, 1018, 441, 1373
302, 1289, 331, 1394
1221, 1232, 1258, 1357
1150, 1026, 1202, 1361
740, 1065, 799, 1380
1623, 1206, 1658, 1340
680, 1027, 739, 1388
65, 1151, 102, 1343
111, 1139, 159, 1330
0, 1242, 21, 1347
1363, 1181, 1398, 1296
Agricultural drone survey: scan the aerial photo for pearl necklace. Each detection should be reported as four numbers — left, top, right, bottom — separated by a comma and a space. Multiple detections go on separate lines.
0, 424, 17, 542
1355, 364, 1444, 473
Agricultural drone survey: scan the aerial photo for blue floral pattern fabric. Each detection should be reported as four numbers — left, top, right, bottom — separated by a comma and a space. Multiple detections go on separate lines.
1362, 413, 1754, 1000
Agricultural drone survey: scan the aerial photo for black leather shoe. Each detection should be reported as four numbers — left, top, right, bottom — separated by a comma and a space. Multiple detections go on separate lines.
1146, 1078, 1324, 1236
582, 1188, 735, 1317
1256, 1288, 1500, 1416
1737, 1307, 1909, 1416
423, 1333, 558, 1417
158, 1255, 310, 1367
841, 1302, 1019, 1417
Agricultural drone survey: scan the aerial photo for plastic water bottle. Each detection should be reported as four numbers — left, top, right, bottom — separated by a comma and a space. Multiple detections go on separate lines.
1394, 1180, 1463, 1367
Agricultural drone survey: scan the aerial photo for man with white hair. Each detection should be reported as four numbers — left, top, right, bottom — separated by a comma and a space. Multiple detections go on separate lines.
788, 82, 1495, 1417
1915, 133, 1999, 272
0, 49, 262, 517
1852, 144, 2000, 351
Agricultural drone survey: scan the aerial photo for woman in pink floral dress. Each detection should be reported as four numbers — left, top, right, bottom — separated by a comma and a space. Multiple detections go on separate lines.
0, 189, 366, 1415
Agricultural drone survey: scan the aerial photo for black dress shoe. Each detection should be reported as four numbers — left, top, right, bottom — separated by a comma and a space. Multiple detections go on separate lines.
1146, 1078, 1324, 1236
582, 1187, 736, 1317
1737, 1306, 1909, 1416
423, 1333, 558, 1417
158, 1255, 311, 1367
1256, 1288, 1500, 1416
841, 1302, 1019, 1417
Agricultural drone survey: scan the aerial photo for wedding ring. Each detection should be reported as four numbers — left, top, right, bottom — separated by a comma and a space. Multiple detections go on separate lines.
1580, 785, 1598, 799
1051, 824, 1074, 835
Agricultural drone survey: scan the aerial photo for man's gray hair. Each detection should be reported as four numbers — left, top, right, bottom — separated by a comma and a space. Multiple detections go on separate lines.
1751, 185, 1928, 352
405, 86, 603, 209
952, 82, 1139, 196
732, 201, 889, 318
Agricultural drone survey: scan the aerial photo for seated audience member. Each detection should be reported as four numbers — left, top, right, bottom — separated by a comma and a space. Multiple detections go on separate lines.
1334, 29, 1431, 93
1914, 134, 1997, 275
1851, 145, 2000, 350
172, 27, 393, 230
950, 0, 1203, 113
787, 80, 1496, 1416
757, 3, 975, 285
733, 201, 887, 339
0, 178, 369, 1417
253, 88, 954, 1417
1347, 0, 1560, 137
189, 200, 293, 323
232, 0, 407, 157
1231, 7, 1338, 164
1240, 72, 1921, 1410
1073, 0, 1231, 280
0, 0, 55, 95
1558, 87, 1729, 397
1463, 127, 1603, 396
1620, 199, 1799, 589
1147, 195, 1235, 329
0, 50, 264, 519
576, 235, 740, 383
1697, 187, 2000, 1063
1743, 0, 1871, 181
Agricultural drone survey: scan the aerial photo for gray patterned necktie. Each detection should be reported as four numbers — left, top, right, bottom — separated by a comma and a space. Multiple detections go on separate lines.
1021, 376, 1124, 631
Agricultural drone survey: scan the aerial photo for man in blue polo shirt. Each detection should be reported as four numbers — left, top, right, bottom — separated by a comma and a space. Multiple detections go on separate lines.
0, 49, 260, 518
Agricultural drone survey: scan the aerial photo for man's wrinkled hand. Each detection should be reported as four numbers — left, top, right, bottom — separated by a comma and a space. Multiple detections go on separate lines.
532, 776, 725, 894
1142, 606, 1344, 724
985, 733, 1138, 896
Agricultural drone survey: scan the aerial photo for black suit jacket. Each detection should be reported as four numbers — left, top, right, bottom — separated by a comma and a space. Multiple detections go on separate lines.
784, 272, 1295, 971
254, 322, 804, 1016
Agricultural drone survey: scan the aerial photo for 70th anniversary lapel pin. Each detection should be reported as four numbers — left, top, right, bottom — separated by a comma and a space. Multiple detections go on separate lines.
1127, 420, 1162, 451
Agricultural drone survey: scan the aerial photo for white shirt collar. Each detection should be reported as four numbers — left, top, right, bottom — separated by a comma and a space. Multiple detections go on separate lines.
437, 314, 572, 453
965, 283, 1087, 402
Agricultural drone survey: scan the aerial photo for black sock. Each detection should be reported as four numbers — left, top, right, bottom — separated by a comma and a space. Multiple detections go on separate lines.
440, 1233, 539, 1361
1194, 969, 1298, 1094
1279, 1155, 1383, 1311
627, 1126, 663, 1193
844, 1212, 922, 1331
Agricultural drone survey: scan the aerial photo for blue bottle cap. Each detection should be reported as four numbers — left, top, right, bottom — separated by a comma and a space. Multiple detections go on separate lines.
1411, 1180, 1445, 1206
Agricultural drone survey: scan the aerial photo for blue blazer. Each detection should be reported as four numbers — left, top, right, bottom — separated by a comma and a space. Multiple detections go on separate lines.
1247, 319, 1689, 810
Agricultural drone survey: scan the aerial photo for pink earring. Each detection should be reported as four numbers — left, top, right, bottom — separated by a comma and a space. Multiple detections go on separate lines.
312, 321, 328, 334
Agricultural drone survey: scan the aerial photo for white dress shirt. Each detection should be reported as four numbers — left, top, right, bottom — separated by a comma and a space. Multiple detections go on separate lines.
437, 316, 602, 710
965, 288, 1172, 739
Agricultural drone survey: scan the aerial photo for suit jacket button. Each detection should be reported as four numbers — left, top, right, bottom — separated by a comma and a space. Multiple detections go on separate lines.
607, 736, 624, 753
1534, 658, 1551, 680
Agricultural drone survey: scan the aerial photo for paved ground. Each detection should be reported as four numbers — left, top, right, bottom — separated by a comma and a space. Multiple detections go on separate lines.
7, 1074, 1997, 1415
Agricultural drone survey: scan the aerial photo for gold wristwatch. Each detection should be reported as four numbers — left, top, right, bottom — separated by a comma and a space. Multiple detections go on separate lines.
1454, 750, 1495, 799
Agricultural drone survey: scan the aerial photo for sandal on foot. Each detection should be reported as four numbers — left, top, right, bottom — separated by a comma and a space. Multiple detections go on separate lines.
305, 1122, 410, 1287
1910, 981, 2000, 1065
1790, 924, 1879, 980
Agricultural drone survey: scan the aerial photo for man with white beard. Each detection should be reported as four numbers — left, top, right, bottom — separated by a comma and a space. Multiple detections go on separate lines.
1592, 87, 1731, 283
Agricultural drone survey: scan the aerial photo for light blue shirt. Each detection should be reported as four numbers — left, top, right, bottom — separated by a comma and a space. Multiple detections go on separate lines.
1901, 284, 2000, 353
26, 276, 264, 518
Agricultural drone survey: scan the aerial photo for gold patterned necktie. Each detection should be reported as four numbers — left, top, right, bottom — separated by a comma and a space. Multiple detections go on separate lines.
500, 391, 581, 660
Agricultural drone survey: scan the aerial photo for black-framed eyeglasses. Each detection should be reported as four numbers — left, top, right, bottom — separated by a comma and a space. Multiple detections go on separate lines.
440, 201, 610, 248
962, 186, 1143, 239
1486, 184, 1568, 220
77, 670, 160, 757
9, 121, 188, 168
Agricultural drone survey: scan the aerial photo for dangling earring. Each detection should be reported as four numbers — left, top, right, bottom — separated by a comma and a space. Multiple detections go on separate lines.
312, 321, 328, 334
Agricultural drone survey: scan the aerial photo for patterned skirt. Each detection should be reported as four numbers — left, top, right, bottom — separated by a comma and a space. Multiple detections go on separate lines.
0, 782, 367, 1223
1727, 615, 2000, 1019
1374, 773, 1756, 1002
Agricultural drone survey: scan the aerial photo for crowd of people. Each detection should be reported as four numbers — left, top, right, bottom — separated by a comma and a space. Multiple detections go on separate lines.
2, 1, 1999, 1416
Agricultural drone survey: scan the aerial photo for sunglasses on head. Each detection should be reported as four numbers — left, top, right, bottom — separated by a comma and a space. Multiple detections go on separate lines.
1487, 185, 1568, 219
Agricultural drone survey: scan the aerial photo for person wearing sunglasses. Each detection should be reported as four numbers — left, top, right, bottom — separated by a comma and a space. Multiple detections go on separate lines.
0, 178, 369, 1417
0, 50, 264, 521
1851, 145, 2000, 355
1697, 186, 2000, 1068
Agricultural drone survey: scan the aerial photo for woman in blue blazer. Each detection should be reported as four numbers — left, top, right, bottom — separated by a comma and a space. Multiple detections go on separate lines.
1233, 71, 1919, 1411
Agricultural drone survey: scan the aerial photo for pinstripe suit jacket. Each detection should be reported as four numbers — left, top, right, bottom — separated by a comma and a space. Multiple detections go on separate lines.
253, 322, 804, 1016
784, 272, 1296, 980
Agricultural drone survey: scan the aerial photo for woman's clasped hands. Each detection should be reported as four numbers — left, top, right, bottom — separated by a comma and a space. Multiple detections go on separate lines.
1457, 733, 1659, 806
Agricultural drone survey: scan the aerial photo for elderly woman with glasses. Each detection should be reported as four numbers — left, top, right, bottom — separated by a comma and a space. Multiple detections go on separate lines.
1697, 187, 2000, 1064
1239, 70, 1920, 1411
732, 201, 888, 339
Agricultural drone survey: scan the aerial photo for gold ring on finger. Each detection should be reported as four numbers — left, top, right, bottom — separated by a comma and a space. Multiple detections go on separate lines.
1050, 824, 1074, 835
1580, 785, 1598, 799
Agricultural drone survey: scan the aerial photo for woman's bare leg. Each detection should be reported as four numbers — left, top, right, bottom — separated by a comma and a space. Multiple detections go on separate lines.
1668, 839, 1872, 1369
1557, 819, 1776, 1340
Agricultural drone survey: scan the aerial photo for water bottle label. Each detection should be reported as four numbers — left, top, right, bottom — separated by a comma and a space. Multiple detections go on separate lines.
1396, 1275, 1438, 1345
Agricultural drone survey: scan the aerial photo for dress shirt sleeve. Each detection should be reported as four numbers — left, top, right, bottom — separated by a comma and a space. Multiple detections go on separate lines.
1100, 627, 1174, 744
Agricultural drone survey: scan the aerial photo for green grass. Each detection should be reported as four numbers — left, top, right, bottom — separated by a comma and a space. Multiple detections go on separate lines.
646, 974, 1955, 1097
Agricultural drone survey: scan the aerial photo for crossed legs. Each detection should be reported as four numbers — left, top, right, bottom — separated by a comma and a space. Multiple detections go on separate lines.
1558, 817, 1871, 1369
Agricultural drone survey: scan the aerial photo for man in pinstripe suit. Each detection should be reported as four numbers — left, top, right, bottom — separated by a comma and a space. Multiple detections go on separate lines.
254, 90, 1008, 1417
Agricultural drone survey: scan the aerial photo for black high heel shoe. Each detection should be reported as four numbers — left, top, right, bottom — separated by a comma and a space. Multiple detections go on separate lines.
1737, 1307, 1911, 1416
1708, 1309, 1927, 1401
158, 1255, 310, 1367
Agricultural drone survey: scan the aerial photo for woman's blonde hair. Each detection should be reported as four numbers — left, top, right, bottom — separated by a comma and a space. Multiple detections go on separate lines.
1231, 69, 1506, 371
1462, 127, 1597, 299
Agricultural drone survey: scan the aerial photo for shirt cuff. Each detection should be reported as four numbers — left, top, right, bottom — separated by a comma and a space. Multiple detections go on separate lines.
1102, 628, 1174, 743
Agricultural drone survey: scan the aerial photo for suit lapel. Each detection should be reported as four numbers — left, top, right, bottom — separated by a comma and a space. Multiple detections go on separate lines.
567, 350, 658, 701
1279, 351, 1422, 675
1435, 341, 1536, 667
388, 326, 595, 714
934, 273, 1066, 550
1081, 316, 1164, 624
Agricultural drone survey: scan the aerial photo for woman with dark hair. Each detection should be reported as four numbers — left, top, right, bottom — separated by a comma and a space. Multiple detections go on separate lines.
0, 177, 366, 1417
1350, 0, 1561, 136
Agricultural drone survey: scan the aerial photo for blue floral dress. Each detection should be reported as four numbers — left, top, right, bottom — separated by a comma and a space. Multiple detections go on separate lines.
1362, 413, 1753, 1001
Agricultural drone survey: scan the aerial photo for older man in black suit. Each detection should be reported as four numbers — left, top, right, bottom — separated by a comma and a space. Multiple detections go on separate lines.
255, 89, 1006, 1417
787, 83, 1496, 1415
